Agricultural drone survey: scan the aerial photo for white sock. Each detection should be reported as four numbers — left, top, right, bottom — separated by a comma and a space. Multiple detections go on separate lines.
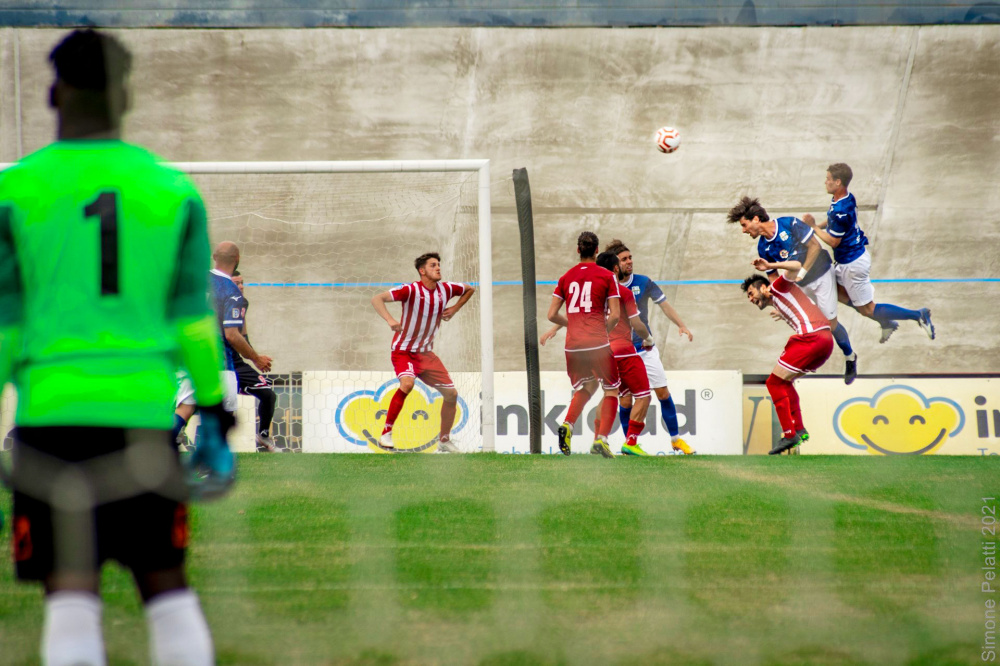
145, 589, 214, 666
42, 591, 106, 666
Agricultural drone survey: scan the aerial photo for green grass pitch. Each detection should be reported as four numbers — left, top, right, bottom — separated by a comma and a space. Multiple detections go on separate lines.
1, 453, 998, 665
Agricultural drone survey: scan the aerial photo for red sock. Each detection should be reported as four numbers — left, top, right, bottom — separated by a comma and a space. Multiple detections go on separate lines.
440, 399, 457, 438
788, 383, 804, 431
564, 390, 591, 425
626, 419, 644, 446
381, 388, 409, 435
597, 395, 618, 437
765, 374, 796, 438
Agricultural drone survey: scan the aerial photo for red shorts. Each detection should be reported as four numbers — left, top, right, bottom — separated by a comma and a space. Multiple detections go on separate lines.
391, 350, 454, 389
608, 354, 650, 398
778, 329, 835, 375
565, 346, 620, 391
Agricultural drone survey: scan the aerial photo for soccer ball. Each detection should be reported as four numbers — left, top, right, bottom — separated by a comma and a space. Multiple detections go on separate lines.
654, 126, 681, 153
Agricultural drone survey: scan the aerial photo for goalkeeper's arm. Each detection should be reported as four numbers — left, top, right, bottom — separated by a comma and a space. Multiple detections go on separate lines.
0, 206, 22, 391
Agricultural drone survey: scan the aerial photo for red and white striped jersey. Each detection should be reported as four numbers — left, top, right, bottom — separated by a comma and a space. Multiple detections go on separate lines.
770, 275, 831, 336
389, 280, 467, 352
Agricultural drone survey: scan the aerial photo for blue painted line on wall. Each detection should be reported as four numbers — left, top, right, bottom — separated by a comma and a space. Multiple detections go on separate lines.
248, 278, 1000, 288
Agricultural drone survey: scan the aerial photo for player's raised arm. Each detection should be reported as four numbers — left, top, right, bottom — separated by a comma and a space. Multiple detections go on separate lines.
752, 258, 803, 282
802, 213, 841, 248
372, 290, 402, 332
442, 283, 475, 321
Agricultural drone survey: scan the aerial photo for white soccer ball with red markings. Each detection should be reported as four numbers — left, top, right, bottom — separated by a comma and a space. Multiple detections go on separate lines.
654, 126, 681, 153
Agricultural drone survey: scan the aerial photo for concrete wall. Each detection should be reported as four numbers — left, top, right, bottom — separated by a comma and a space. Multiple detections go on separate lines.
1, 26, 998, 377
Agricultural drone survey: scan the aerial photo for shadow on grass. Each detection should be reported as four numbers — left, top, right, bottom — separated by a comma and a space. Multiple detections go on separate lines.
684, 489, 791, 616
538, 502, 641, 612
834, 485, 939, 615
395, 498, 497, 613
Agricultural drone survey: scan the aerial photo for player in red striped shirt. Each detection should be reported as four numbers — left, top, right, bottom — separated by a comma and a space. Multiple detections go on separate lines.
546, 232, 622, 458
742, 265, 834, 455
371, 252, 476, 452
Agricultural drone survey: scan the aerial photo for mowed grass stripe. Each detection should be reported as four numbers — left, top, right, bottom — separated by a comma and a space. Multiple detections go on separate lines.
0, 454, 997, 666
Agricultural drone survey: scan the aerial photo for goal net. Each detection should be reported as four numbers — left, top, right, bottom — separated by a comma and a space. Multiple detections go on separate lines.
185, 160, 495, 454
1, 160, 495, 455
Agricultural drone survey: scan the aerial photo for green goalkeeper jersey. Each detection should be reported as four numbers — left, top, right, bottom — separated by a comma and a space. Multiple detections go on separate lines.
0, 140, 224, 429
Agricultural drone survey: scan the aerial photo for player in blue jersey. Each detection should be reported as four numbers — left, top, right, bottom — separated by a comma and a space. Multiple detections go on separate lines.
728, 196, 858, 384
172, 242, 273, 447
604, 240, 695, 455
803, 163, 934, 342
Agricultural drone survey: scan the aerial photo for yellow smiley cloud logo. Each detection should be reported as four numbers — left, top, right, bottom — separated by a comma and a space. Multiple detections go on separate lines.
335, 379, 468, 454
834, 385, 964, 455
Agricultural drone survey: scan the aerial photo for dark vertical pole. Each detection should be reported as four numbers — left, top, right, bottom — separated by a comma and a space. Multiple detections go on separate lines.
513, 168, 542, 454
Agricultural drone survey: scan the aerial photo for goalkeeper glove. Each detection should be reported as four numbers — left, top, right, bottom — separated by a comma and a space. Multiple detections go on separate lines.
185, 402, 237, 501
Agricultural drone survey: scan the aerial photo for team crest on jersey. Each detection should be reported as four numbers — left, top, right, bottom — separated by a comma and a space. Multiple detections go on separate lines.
780, 250, 789, 259
779, 231, 789, 241
335, 378, 469, 454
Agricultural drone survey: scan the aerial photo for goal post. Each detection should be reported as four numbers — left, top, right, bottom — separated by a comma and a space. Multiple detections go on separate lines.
174, 160, 495, 453
0, 159, 496, 454
179, 159, 495, 452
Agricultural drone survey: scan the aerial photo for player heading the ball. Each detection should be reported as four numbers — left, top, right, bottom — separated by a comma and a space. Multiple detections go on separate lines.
371, 253, 476, 453
742, 272, 834, 455
546, 231, 622, 458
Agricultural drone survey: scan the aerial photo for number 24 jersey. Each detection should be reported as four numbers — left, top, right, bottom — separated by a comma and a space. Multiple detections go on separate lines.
553, 262, 620, 351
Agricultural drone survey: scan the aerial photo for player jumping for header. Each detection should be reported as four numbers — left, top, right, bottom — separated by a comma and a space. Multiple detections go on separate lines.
741, 266, 834, 455
604, 239, 696, 454
371, 253, 475, 453
727, 197, 858, 385
802, 163, 934, 343
547, 232, 622, 458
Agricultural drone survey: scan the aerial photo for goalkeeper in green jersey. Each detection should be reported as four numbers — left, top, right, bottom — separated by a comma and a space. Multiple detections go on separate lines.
0, 29, 233, 666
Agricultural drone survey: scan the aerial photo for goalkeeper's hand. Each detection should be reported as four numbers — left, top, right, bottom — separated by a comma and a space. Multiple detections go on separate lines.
185, 402, 237, 501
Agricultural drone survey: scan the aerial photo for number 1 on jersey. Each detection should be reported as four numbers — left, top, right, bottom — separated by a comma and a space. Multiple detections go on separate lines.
83, 191, 119, 295
567, 281, 593, 313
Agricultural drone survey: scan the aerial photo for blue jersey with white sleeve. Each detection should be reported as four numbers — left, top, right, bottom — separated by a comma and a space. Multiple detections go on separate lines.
621, 273, 666, 352
757, 216, 832, 286
210, 268, 246, 371
826, 192, 868, 264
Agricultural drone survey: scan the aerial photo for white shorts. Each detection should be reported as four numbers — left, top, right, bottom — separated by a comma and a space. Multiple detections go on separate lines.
176, 370, 238, 411
638, 348, 669, 390
801, 267, 839, 321
834, 249, 875, 308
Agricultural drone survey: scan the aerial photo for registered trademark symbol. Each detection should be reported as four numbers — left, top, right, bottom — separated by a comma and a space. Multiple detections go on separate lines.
701, 389, 714, 400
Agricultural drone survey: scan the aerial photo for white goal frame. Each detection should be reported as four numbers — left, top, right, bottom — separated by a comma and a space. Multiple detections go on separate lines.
174, 159, 496, 453
0, 159, 495, 453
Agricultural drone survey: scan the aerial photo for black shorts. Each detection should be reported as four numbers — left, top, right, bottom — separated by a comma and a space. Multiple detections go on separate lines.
233, 356, 273, 394
11, 427, 188, 582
